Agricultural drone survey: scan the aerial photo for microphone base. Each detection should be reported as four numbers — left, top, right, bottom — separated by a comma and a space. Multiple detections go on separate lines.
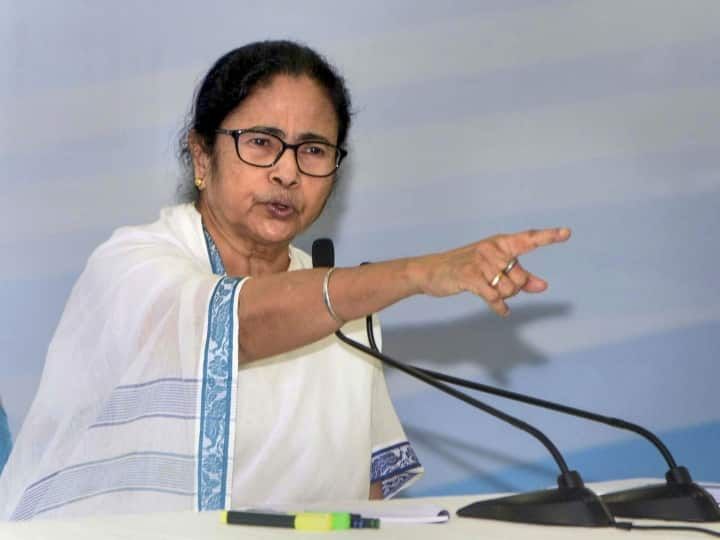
457, 486, 615, 527
602, 481, 720, 522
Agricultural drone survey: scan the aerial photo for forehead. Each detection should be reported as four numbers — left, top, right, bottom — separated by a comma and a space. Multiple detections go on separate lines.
222, 74, 338, 139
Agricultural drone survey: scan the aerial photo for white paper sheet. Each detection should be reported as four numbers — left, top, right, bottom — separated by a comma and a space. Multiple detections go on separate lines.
241, 502, 450, 524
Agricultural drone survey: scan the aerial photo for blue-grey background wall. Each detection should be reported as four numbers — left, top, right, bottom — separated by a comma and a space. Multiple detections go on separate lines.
1, 0, 718, 495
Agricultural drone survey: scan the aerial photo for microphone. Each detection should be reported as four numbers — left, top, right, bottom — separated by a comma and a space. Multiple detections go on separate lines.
311, 238, 335, 269
405, 365, 720, 522
311, 238, 614, 527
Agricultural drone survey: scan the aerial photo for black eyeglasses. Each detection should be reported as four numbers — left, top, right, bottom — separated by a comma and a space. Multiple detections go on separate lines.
215, 128, 348, 178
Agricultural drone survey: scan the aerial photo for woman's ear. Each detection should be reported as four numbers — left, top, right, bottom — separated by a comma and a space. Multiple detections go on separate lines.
188, 130, 211, 180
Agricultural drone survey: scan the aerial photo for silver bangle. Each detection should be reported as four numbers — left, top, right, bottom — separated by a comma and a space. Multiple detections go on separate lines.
322, 267, 345, 325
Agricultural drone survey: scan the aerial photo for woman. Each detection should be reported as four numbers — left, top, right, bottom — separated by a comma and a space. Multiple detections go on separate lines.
0, 41, 570, 520
0, 399, 10, 476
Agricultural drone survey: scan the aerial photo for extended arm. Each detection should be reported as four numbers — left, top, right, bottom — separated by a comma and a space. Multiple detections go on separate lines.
237, 228, 571, 362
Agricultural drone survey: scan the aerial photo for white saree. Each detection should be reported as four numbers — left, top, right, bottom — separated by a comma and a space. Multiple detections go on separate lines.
0, 204, 422, 520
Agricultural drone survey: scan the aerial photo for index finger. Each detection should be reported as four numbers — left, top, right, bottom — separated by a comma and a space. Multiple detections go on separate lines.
498, 227, 571, 257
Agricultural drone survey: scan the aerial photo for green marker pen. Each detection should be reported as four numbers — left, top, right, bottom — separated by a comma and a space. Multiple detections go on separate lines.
223, 510, 379, 531
223, 510, 295, 528
331, 512, 351, 529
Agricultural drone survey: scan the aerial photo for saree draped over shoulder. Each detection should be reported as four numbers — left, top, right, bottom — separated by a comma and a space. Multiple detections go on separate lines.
0, 204, 422, 520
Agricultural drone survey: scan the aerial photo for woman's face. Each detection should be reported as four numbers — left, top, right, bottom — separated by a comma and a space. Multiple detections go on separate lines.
194, 74, 339, 247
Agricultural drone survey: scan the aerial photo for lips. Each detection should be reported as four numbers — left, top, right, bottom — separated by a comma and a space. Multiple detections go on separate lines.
265, 200, 296, 218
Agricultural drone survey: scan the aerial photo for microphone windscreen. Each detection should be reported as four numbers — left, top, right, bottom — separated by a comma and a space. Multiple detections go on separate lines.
311, 238, 335, 268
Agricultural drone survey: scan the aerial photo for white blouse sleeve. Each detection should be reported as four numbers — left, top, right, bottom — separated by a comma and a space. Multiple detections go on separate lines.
368, 315, 424, 498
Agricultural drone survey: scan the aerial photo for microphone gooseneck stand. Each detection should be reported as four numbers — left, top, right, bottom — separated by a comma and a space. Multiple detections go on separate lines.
357, 269, 719, 523
352, 242, 718, 523
334, 330, 615, 527
312, 239, 614, 527
403, 365, 720, 523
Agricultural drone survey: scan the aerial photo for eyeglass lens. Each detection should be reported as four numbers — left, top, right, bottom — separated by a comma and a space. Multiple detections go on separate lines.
236, 131, 338, 177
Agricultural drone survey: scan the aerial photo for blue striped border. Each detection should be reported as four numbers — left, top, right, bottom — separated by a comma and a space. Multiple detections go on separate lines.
111, 378, 200, 390
90, 414, 199, 428
10, 451, 195, 520
30, 486, 194, 519
203, 227, 225, 275
90, 378, 199, 428
371, 441, 422, 480
196, 276, 240, 511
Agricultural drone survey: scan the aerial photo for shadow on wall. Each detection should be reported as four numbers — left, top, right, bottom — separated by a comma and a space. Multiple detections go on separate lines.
402, 423, 558, 495
382, 301, 572, 384
382, 302, 571, 495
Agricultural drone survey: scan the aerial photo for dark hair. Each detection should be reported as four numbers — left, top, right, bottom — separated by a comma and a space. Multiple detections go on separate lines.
178, 40, 352, 202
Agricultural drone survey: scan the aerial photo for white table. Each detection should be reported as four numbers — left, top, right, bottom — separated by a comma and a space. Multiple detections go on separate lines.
1, 479, 718, 540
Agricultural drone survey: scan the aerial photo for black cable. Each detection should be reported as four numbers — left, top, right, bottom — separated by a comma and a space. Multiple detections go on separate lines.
359, 262, 380, 353
361, 277, 675, 471
335, 328, 574, 476
615, 521, 720, 537
365, 313, 379, 352
364, 313, 720, 533
412, 365, 678, 469
358, 274, 720, 533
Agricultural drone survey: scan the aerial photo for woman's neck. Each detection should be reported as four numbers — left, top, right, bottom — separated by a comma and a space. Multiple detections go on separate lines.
196, 201, 291, 277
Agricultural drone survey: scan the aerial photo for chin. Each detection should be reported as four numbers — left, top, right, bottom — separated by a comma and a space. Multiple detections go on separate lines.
255, 224, 301, 245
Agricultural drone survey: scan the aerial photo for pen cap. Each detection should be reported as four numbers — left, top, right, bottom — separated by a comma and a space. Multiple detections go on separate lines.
294, 513, 334, 531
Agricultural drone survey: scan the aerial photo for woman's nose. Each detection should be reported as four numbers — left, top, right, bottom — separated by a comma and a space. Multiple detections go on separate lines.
270, 147, 300, 187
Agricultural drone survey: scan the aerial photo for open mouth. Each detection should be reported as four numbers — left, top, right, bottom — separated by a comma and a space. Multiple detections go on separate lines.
266, 201, 295, 218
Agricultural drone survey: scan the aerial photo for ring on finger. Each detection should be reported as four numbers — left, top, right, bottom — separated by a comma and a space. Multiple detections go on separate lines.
503, 258, 518, 274
490, 271, 504, 288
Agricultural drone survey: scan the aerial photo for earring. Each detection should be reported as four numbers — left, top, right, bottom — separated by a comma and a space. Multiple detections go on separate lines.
194, 177, 205, 190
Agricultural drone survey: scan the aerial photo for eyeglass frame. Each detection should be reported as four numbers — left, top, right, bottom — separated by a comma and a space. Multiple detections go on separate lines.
215, 128, 348, 178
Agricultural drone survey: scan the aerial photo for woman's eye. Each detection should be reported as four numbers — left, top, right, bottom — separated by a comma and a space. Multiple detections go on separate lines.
250, 137, 271, 147
303, 144, 327, 156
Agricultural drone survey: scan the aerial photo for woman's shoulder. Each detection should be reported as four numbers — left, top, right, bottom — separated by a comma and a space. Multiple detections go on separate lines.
95, 204, 205, 261
109, 203, 200, 244
74, 203, 210, 288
